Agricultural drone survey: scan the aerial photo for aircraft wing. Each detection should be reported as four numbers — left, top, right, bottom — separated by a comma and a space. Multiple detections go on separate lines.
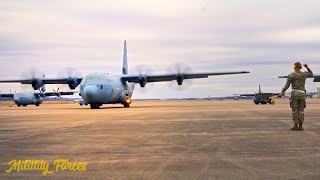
279, 75, 320, 82
0, 77, 83, 90
121, 71, 250, 85
0, 93, 14, 98
33, 91, 76, 97
43, 91, 75, 97
239, 93, 279, 97
239, 94, 255, 97
0, 78, 83, 84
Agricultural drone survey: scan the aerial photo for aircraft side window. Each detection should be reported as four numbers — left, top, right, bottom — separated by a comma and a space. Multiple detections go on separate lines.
100, 85, 103, 89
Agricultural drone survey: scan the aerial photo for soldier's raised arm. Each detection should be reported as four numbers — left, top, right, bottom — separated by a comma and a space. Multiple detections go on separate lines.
303, 64, 313, 77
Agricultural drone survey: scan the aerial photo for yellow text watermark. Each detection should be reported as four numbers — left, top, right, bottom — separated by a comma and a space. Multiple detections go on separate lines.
4, 159, 87, 176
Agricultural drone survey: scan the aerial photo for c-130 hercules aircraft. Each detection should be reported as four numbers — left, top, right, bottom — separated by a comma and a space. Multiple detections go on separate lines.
0, 41, 250, 109
0, 87, 75, 107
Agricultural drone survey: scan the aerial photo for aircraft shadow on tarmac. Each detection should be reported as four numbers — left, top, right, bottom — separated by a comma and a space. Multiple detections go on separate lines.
68, 104, 197, 110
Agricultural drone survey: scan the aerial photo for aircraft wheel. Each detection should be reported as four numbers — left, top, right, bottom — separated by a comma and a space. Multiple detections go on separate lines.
23, 105, 27, 107
255, 102, 259, 105
17, 105, 21, 107
124, 104, 130, 108
90, 103, 100, 109
35, 104, 40, 106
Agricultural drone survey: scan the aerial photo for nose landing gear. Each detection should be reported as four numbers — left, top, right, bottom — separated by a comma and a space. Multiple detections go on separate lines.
123, 97, 132, 108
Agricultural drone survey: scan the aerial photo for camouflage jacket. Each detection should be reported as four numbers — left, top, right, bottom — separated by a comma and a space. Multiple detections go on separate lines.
282, 70, 313, 91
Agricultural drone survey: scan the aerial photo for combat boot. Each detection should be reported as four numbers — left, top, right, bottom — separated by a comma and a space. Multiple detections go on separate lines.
298, 123, 304, 131
291, 123, 299, 131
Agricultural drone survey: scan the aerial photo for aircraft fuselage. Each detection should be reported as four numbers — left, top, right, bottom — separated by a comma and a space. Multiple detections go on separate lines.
80, 73, 134, 108
13, 93, 43, 106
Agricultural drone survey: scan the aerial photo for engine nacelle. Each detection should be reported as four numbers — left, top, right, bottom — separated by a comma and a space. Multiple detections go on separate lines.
31, 79, 44, 90
177, 74, 184, 85
68, 78, 80, 90
138, 75, 147, 88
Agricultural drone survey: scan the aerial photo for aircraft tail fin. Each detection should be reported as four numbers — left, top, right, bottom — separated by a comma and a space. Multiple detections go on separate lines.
259, 84, 261, 93
122, 40, 128, 74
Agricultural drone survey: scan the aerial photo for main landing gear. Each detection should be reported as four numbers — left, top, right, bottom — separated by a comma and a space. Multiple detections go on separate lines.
90, 103, 101, 109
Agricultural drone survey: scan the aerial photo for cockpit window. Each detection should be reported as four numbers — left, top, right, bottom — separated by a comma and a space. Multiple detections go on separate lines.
84, 76, 97, 84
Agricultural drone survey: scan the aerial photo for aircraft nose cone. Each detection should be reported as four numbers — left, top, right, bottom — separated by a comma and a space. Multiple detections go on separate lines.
84, 86, 97, 99
13, 97, 19, 103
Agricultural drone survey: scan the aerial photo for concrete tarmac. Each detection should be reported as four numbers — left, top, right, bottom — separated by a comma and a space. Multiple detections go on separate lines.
0, 99, 320, 179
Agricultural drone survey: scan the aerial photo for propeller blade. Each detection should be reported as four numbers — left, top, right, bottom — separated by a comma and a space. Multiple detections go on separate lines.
166, 63, 193, 90
133, 65, 155, 90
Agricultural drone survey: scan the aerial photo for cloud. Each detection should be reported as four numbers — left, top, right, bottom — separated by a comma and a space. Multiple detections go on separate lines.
265, 27, 320, 43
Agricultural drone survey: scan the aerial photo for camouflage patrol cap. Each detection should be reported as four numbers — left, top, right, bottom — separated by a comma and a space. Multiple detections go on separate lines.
293, 62, 302, 69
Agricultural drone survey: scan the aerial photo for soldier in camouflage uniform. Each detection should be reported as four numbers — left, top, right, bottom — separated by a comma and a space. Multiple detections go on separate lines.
279, 62, 313, 131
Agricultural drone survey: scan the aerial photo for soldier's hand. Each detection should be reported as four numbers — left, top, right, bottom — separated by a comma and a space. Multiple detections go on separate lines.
279, 91, 285, 97
303, 64, 308, 68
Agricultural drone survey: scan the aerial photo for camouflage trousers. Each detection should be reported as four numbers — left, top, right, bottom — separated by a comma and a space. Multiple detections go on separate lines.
290, 91, 306, 123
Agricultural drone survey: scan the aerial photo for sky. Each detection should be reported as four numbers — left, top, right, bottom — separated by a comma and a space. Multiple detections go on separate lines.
0, 0, 319, 98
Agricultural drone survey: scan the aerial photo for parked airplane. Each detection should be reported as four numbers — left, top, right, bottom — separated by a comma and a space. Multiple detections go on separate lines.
279, 75, 320, 82
0, 41, 250, 109
207, 93, 254, 101
0, 87, 75, 107
239, 84, 280, 105
305, 92, 317, 98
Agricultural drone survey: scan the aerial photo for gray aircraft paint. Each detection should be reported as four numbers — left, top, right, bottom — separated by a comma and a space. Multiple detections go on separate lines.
1, 88, 75, 106
80, 73, 134, 104
12, 92, 43, 106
